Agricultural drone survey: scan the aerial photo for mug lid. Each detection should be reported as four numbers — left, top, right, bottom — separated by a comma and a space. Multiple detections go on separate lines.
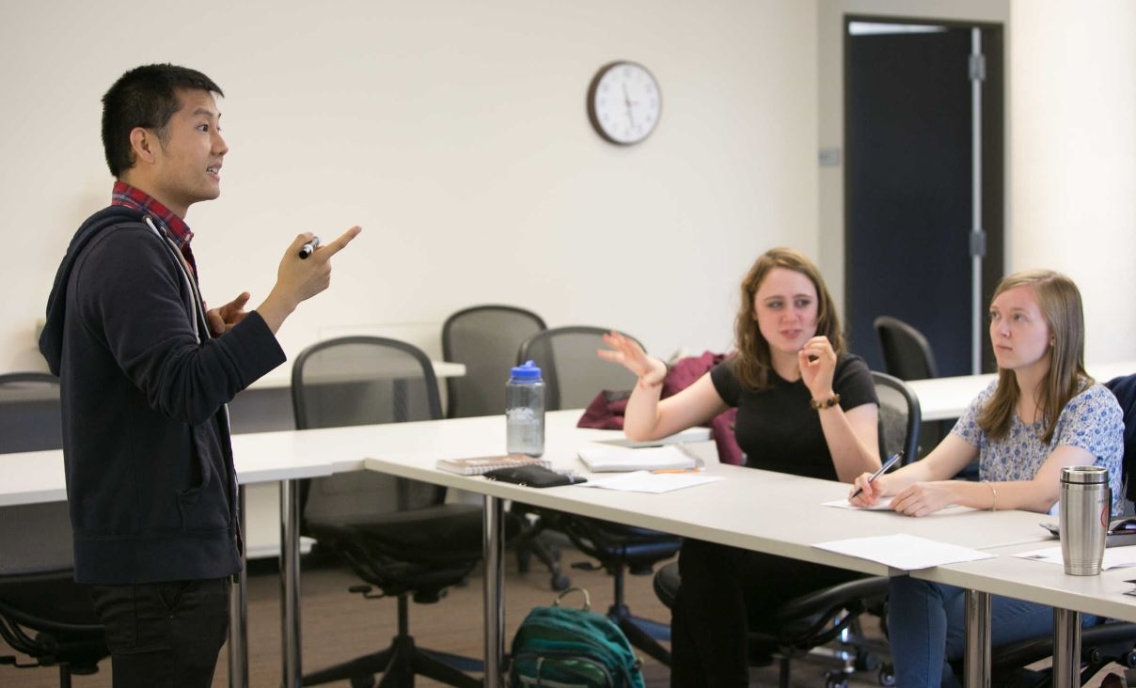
1061, 465, 1108, 484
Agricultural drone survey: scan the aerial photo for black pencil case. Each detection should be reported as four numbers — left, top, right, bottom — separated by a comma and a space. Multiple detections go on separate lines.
482, 464, 586, 488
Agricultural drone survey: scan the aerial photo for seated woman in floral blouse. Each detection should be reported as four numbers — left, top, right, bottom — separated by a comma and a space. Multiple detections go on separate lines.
849, 269, 1124, 688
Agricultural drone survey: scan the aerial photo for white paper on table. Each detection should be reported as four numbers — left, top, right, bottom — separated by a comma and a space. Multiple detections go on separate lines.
813, 533, 994, 571
578, 470, 723, 494
822, 497, 974, 516
1014, 545, 1136, 570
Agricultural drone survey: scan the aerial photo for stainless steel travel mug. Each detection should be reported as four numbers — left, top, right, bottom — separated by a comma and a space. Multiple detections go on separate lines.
1059, 465, 1110, 576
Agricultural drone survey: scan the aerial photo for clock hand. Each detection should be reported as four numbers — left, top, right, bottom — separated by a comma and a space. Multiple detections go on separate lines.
622, 82, 635, 127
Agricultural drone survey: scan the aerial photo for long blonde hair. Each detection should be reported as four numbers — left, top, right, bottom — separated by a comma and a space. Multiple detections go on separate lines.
732, 247, 845, 390
976, 270, 1090, 443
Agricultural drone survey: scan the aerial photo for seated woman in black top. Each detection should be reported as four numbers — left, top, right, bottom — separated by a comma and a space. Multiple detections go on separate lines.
599, 247, 880, 687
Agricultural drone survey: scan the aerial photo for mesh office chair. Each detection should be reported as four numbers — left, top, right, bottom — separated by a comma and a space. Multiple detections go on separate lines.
653, 371, 922, 688
292, 337, 490, 688
958, 372, 1136, 687
875, 315, 945, 461
873, 316, 939, 381
0, 372, 109, 688
519, 326, 682, 665
440, 306, 567, 589
441, 305, 547, 419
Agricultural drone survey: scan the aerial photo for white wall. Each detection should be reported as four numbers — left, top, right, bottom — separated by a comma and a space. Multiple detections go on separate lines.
1009, 0, 1136, 364
0, 0, 819, 372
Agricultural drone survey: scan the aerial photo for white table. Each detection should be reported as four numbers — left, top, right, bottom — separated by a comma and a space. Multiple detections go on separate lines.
328, 412, 1054, 686
0, 410, 1074, 688
907, 359, 1136, 422
914, 541, 1136, 688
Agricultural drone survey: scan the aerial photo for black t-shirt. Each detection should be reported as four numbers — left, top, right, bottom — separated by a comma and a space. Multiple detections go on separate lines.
710, 354, 877, 481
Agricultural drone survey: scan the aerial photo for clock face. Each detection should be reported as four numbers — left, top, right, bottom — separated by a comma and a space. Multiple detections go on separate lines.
587, 61, 661, 145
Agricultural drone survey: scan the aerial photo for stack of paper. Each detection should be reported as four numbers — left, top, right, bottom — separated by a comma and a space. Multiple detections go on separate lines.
577, 445, 698, 472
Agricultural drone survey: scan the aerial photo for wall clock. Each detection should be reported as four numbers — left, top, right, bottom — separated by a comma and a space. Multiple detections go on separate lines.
586, 61, 661, 145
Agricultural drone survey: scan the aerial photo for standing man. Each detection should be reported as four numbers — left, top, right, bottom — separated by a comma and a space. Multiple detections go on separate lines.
39, 63, 361, 687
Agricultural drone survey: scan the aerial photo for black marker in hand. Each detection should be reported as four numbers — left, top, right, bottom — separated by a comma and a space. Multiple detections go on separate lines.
298, 236, 321, 259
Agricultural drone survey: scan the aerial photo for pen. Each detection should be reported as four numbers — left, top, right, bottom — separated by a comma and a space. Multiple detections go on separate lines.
298, 236, 321, 259
850, 452, 902, 499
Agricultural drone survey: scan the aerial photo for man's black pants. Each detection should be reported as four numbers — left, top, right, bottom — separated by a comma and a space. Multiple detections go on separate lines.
89, 577, 230, 688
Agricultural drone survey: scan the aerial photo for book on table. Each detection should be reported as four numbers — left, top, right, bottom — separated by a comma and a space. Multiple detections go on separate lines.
435, 454, 551, 476
577, 444, 700, 472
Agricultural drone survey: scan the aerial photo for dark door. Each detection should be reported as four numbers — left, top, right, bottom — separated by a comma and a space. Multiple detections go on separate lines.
845, 21, 1004, 377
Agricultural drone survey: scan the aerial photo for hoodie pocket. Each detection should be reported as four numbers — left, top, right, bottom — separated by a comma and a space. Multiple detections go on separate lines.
175, 424, 229, 532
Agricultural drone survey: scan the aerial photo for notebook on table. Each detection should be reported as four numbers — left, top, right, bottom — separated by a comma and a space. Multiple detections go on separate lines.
577, 444, 700, 473
436, 454, 551, 476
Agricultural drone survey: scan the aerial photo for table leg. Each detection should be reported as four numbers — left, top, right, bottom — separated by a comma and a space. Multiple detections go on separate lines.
963, 589, 991, 688
483, 494, 505, 687
228, 485, 249, 688
1051, 608, 1081, 688
281, 479, 303, 688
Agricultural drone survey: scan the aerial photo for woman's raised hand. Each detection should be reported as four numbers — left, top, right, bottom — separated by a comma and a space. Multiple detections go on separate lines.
798, 336, 837, 402
597, 331, 667, 390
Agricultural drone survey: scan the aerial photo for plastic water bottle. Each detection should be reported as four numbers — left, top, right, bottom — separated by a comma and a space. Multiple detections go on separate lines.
506, 361, 545, 457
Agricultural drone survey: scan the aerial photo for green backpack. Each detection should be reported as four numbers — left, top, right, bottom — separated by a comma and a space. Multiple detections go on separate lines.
508, 588, 646, 688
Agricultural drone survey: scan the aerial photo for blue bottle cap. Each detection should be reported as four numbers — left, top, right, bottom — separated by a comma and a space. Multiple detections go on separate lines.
510, 361, 542, 379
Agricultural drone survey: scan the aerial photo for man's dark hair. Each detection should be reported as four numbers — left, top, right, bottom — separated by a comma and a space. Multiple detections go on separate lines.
101, 64, 224, 177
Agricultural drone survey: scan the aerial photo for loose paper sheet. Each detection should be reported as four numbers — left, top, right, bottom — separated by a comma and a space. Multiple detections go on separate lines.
822, 497, 974, 517
813, 533, 994, 571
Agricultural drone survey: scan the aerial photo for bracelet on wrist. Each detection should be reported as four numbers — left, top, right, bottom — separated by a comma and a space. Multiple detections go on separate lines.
809, 393, 841, 410
983, 480, 997, 511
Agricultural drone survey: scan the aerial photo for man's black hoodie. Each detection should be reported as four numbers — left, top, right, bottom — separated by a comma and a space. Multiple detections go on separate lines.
40, 206, 284, 584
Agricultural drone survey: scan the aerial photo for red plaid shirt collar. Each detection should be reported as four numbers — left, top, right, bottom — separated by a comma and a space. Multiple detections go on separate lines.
111, 182, 197, 278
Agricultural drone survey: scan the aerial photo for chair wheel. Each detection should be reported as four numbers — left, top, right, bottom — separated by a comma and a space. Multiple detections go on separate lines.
878, 664, 897, 687
551, 573, 571, 591
855, 650, 880, 671
825, 670, 849, 688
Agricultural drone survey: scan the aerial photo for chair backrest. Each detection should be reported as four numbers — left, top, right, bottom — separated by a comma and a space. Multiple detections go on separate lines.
442, 305, 547, 419
517, 327, 641, 412
1106, 373, 1136, 503
0, 373, 74, 578
874, 316, 939, 381
871, 371, 921, 467
291, 336, 444, 526
0, 372, 64, 454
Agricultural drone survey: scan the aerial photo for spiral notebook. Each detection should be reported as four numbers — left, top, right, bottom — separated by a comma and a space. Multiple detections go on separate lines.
435, 454, 551, 476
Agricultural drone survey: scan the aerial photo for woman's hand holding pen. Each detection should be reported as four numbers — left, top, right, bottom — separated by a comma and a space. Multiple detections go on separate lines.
798, 336, 837, 402
597, 331, 666, 390
849, 470, 889, 508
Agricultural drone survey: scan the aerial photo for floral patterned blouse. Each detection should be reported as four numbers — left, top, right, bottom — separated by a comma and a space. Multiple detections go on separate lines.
952, 379, 1124, 515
